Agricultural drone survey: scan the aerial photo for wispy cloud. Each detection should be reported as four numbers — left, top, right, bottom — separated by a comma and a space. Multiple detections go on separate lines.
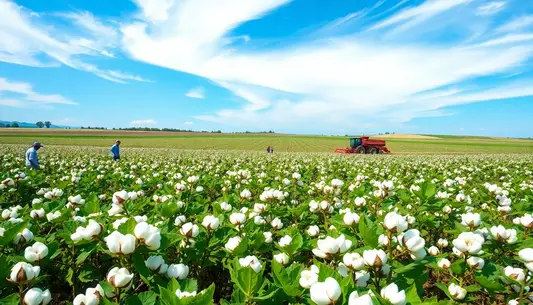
0, 77, 76, 108
185, 87, 205, 99
0, 0, 148, 84
368, 0, 471, 32
122, 0, 533, 131
476, 1, 505, 16
57, 11, 118, 58
105, 70, 152, 83
183, 121, 193, 125
130, 119, 157, 126
497, 15, 533, 32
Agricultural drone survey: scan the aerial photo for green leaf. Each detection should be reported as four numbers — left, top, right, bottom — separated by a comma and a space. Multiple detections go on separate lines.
251, 288, 279, 302
168, 278, 181, 292
76, 247, 95, 265
127, 291, 157, 305
358, 216, 378, 248
138, 291, 157, 305
161, 201, 179, 218
183, 283, 215, 305
314, 260, 342, 283
66, 267, 74, 286
475, 273, 505, 293
519, 238, 533, 249
405, 285, 422, 305
82, 197, 100, 215
465, 285, 480, 292
231, 238, 248, 256
450, 260, 467, 275
435, 283, 454, 301
99, 280, 115, 297
284, 233, 304, 255
395, 261, 422, 274
118, 218, 138, 235
271, 260, 304, 297
0, 254, 10, 286
125, 296, 142, 305
423, 182, 437, 200
78, 269, 94, 283
0, 293, 20, 305
0, 221, 27, 246
132, 252, 152, 286
180, 279, 198, 293
420, 297, 439, 305
238, 267, 263, 297
159, 286, 178, 305
46, 241, 60, 260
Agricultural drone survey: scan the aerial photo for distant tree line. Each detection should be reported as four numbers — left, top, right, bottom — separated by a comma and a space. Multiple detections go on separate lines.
234, 131, 276, 134
113, 127, 224, 133
1, 121, 276, 135
36, 121, 52, 128
0, 122, 21, 128
0, 122, 17, 128
0, 121, 52, 128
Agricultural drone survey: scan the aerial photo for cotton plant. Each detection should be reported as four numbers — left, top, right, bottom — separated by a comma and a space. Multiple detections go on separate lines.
2, 146, 533, 304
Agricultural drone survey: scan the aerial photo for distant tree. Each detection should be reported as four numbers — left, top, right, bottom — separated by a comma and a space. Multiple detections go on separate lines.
12, 122, 20, 128
0, 123, 5, 128
44, 121, 52, 128
36, 121, 44, 128
5, 124, 10, 128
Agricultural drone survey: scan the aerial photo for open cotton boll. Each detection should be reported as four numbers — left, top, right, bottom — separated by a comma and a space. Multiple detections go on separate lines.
106, 267, 134, 288
309, 277, 341, 305
24, 288, 51, 305
10, 262, 40, 283
24, 242, 48, 262
381, 283, 406, 305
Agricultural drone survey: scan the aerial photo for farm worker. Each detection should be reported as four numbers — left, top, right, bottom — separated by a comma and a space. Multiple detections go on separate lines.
110, 140, 121, 161
266, 146, 271, 154
25, 142, 43, 170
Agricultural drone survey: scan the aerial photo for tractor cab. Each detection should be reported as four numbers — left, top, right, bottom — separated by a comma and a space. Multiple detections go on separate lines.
335, 136, 391, 154
349, 137, 362, 148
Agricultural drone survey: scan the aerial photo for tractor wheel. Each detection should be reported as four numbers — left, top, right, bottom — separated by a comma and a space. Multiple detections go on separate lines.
369, 147, 378, 154
355, 146, 366, 154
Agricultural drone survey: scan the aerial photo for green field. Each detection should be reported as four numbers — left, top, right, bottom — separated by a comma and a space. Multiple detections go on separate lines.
0, 130, 532, 154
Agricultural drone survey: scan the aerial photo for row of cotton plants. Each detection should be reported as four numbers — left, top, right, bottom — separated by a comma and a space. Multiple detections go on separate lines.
0, 146, 533, 305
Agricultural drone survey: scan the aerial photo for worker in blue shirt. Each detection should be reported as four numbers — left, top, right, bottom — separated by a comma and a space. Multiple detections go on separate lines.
25, 142, 43, 169
110, 140, 121, 161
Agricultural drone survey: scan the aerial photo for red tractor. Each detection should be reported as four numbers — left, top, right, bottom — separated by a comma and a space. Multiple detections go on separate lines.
334, 136, 391, 154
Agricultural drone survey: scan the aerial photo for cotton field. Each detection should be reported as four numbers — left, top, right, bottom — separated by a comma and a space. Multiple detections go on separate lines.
1, 146, 533, 305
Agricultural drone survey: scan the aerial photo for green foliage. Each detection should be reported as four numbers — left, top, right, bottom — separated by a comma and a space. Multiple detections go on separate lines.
1, 145, 532, 305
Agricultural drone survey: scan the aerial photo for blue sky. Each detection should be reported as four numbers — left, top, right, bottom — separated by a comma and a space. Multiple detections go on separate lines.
1, 0, 533, 137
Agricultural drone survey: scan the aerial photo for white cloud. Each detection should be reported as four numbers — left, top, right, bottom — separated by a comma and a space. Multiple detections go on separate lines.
130, 119, 157, 126
183, 121, 193, 125
185, 87, 206, 99
476, 1, 505, 16
0, 0, 148, 83
58, 11, 118, 57
121, 0, 533, 131
368, 0, 471, 32
475, 33, 533, 47
0, 77, 76, 108
105, 70, 152, 82
497, 15, 533, 32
